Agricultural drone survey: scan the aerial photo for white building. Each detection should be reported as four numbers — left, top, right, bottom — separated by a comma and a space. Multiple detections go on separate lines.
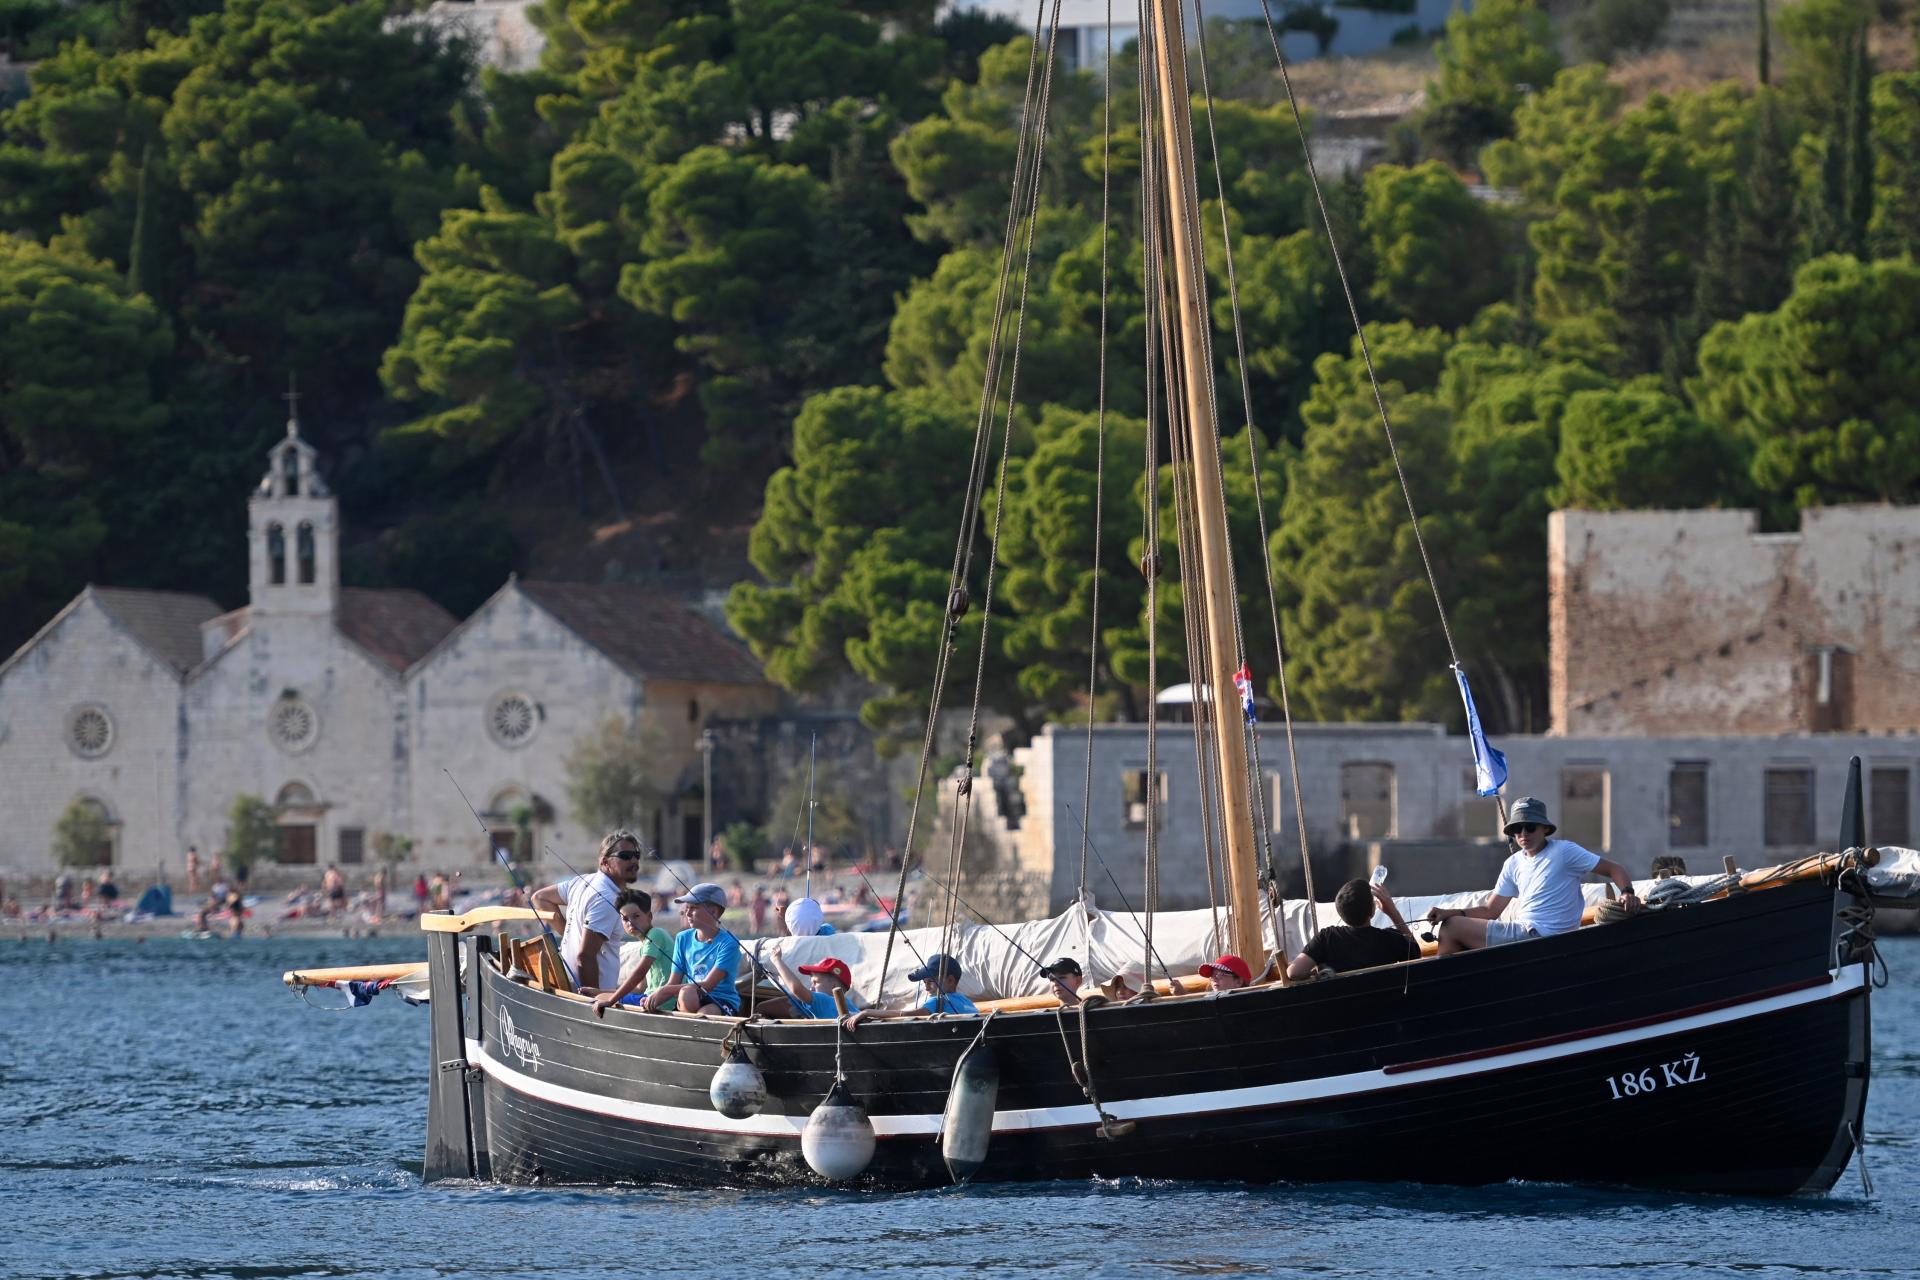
0, 415, 776, 879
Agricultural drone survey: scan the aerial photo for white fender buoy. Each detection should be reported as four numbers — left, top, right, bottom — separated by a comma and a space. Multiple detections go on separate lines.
709, 1045, 768, 1119
802, 1079, 876, 1182
941, 1041, 999, 1184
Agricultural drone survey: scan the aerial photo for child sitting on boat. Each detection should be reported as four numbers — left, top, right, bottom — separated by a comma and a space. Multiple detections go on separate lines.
1198, 954, 1251, 991
587, 890, 674, 1018
642, 883, 742, 1016
764, 953, 861, 1020
843, 953, 978, 1030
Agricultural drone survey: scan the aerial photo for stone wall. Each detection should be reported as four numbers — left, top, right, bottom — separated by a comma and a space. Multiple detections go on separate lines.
0, 596, 186, 872
1550, 507, 1920, 737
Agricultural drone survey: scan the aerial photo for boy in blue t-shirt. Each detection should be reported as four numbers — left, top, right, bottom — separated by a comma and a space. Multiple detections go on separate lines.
844, 953, 979, 1031
644, 882, 742, 1015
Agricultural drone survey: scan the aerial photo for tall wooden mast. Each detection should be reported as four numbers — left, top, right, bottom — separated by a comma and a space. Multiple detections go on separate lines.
1144, 0, 1265, 969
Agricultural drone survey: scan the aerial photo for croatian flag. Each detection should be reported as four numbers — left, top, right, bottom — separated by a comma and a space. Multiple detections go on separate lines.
1453, 665, 1508, 797
1233, 663, 1257, 725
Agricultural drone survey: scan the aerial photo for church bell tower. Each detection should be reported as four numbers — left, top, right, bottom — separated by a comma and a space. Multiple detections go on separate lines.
247, 396, 339, 619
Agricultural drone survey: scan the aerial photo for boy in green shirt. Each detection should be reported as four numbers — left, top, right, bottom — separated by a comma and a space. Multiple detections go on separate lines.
589, 890, 674, 1017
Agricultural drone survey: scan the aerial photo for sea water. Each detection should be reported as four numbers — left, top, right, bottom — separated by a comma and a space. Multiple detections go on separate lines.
4, 933, 1919, 1279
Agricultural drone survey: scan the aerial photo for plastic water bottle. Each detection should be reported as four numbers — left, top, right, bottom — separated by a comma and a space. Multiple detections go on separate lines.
1370, 865, 1389, 888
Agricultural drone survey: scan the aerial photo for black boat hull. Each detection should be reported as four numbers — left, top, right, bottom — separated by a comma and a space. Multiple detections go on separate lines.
428, 876, 1873, 1194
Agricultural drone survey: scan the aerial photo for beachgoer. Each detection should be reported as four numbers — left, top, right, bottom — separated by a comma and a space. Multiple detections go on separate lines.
844, 953, 978, 1030
428, 872, 451, 912
1199, 954, 1251, 992
1039, 957, 1084, 1006
1427, 795, 1636, 955
644, 882, 742, 1016
54, 870, 75, 911
531, 830, 638, 993
412, 873, 430, 913
728, 879, 745, 907
372, 865, 389, 921
750, 884, 769, 934
321, 865, 347, 917
95, 869, 120, 909
589, 890, 676, 1017
1286, 879, 1419, 979
185, 846, 201, 894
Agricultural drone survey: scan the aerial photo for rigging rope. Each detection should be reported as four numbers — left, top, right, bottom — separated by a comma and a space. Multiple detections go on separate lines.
1253, 0, 1462, 672
1076, 0, 1116, 913
878, 0, 1064, 987
1136, 0, 1166, 990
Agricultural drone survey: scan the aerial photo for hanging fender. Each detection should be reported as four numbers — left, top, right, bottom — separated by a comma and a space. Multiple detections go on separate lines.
709, 1043, 768, 1119
940, 1039, 1000, 1184
802, 1079, 876, 1182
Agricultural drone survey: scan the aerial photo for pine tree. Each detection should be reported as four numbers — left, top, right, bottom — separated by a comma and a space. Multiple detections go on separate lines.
1740, 91, 1800, 312
1842, 20, 1874, 257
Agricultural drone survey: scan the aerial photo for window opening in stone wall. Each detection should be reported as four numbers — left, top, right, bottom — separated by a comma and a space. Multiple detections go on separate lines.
1872, 767, 1911, 848
1458, 768, 1501, 839
68, 705, 114, 759
488, 692, 538, 748
1668, 762, 1709, 848
1123, 770, 1167, 830
1340, 763, 1396, 840
1559, 767, 1610, 851
1764, 767, 1816, 848
1805, 647, 1855, 732
285, 449, 300, 496
75, 796, 116, 865
296, 522, 315, 585
267, 523, 286, 585
338, 826, 364, 865
688, 698, 700, 723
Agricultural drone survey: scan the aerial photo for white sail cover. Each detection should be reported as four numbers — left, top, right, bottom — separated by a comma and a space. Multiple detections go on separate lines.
743, 862, 1890, 1006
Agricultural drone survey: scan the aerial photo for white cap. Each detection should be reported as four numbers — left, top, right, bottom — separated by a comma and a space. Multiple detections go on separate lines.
785, 897, 825, 937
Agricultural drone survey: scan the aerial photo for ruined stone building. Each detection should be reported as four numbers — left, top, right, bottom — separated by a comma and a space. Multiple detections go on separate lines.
1550, 507, 1920, 738
0, 416, 778, 878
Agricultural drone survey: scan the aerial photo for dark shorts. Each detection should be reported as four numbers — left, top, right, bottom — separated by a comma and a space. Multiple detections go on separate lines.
704, 989, 742, 1016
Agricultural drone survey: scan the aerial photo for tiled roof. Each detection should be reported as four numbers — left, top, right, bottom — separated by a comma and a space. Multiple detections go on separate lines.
518, 580, 767, 685
337, 588, 460, 672
91, 587, 225, 674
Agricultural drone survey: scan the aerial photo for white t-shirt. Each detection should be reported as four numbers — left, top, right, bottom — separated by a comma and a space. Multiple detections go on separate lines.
557, 871, 624, 989
1494, 839, 1601, 936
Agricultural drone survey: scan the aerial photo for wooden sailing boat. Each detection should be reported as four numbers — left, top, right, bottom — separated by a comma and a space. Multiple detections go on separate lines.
338, 0, 1886, 1194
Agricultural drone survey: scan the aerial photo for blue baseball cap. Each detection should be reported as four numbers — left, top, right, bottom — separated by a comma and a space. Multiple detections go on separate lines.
673, 882, 727, 910
907, 953, 962, 984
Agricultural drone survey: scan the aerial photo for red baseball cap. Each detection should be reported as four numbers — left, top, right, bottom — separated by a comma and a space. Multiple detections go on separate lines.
797, 957, 852, 987
1198, 954, 1251, 984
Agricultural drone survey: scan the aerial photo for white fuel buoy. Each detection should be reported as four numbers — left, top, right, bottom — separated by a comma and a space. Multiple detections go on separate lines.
802, 1079, 876, 1182
941, 1041, 999, 1183
709, 1044, 768, 1119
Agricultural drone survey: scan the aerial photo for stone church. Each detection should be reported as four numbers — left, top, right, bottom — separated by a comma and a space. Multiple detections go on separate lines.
0, 414, 777, 879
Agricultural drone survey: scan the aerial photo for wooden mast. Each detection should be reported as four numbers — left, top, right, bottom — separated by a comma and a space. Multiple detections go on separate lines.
1143, 0, 1265, 969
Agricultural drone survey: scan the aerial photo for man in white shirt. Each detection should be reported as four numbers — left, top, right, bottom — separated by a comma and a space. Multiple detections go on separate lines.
532, 829, 641, 991
1427, 796, 1637, 954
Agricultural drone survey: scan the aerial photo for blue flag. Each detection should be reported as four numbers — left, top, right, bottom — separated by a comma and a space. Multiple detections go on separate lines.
1453, 666, 1508, 797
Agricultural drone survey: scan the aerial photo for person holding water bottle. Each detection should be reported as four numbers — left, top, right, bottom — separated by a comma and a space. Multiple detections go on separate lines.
1286, 865, 1420, 979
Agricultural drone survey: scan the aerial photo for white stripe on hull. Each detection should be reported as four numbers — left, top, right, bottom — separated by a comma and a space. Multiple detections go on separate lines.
468, 964, 1868, 1138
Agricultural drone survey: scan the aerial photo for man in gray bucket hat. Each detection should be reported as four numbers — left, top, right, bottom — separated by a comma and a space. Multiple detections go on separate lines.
1426, 796, 1637, 954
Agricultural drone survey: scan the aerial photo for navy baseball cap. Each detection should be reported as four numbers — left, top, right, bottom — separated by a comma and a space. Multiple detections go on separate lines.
907, 953, 963, 983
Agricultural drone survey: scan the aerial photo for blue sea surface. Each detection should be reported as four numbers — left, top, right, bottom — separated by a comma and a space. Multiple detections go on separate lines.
3, 933, 1919, 1279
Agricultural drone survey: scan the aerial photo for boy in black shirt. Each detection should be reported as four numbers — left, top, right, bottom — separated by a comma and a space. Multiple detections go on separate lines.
1285, 879, 1419, 980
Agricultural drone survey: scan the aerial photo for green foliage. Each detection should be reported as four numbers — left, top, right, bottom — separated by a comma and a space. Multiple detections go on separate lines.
1695, 254, 1920, 508
371, 831, 415, 866
52, 797, 111, 868
1573, 0, 1672, 64
225, 794, 277, 872
1363, 162, 1513, 331
1422, 0, 1560, 161
719, 820, 767, 869
0, 234, 168, 654
1871, 70, 1920, 256
564, 714, 673, 834
726, 385, 1008, 742
1553, 382, 1748, 509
